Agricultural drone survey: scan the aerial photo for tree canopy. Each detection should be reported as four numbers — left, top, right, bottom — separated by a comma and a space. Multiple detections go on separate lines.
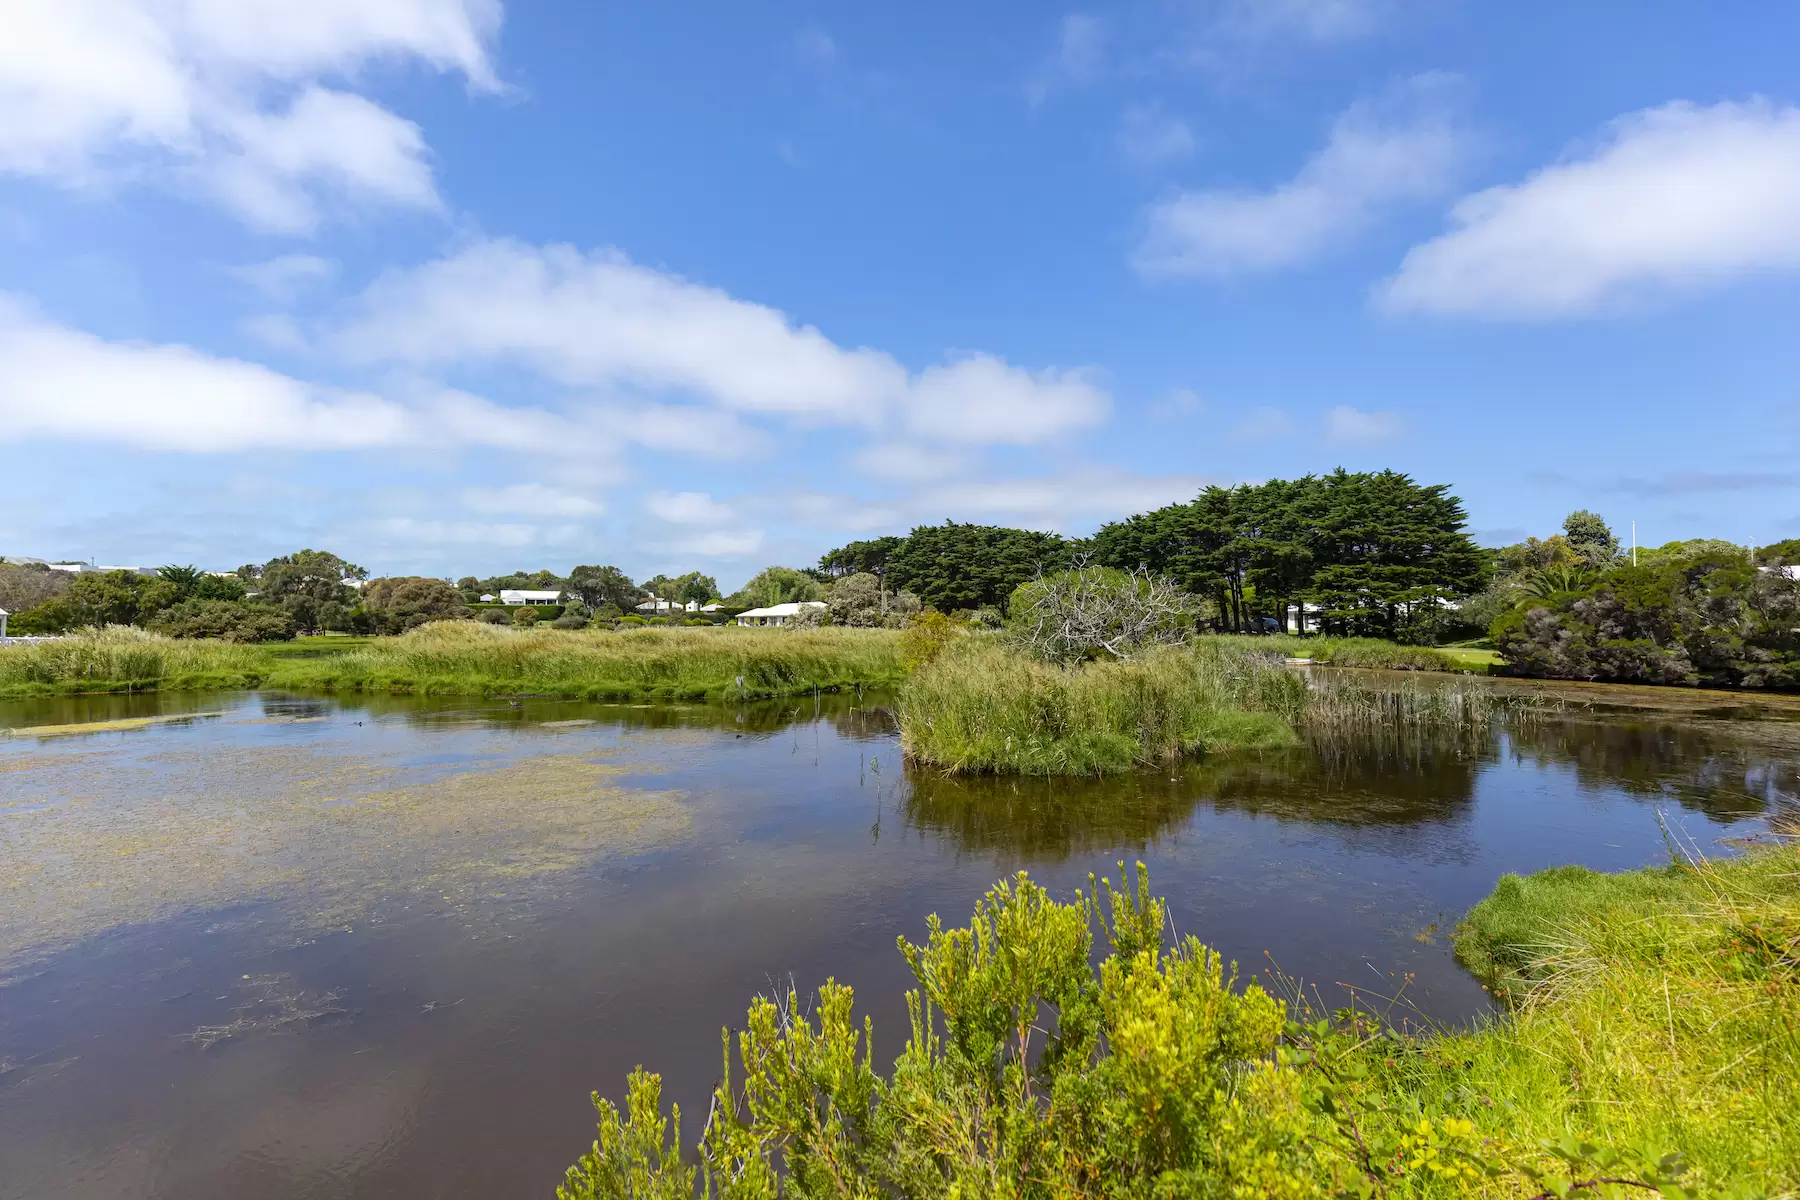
884, 522, 1072, 614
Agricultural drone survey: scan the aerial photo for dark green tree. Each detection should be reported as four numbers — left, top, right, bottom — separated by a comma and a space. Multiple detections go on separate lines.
567, 565, 642, 611
887, 522, 1070, 614
1561, 510, 1621, 567
258, 550, 366, 634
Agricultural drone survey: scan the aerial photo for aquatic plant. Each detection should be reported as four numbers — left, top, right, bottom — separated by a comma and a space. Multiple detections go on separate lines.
895, 639, 1303, 775
0, 622, 904, 701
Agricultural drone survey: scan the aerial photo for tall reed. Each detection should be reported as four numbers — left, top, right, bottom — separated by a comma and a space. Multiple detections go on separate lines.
896, 639, 1304, 775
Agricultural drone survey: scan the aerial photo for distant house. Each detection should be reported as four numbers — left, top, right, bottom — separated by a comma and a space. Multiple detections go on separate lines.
735, 601, 827, 627
636, 597, 724, 614
499, 589, 563, 606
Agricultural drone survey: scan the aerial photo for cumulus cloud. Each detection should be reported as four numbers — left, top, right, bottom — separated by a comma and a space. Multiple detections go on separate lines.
913, 469, 1209, 530
330, 239, 1111, 444
1323, 404, 1402, 443
0, 296, 588, 454
0, 0, 498, 230
904, 354, 1109, 445
1381, 100, 1800, 317
850, 443, 970, 484
1136, 75, 1468, 278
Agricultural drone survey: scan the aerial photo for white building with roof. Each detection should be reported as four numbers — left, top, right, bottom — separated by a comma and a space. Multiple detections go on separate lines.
499, 589, 564, 605
734, 601, 827, 627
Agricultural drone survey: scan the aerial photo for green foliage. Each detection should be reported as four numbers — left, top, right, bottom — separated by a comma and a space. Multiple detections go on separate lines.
731, 567, 827, 609
26, 570, 177, 631
147, 599, 296, 643
361, 576, 468, 633
826, 572, 921, 628
898, 639, 1303, 774
818, 536, 905, 582
897, 611, 964, 672
884, 522, 1072, 615
1756, 538, 1800, 567
0, 623, 904, 700
1560, 510, 1621, 567
1492, 549, 1800, 687
642, 572, 722, 605
1202, 635, 1456, 672
1091, 470, 1487, 642
562, 856, 1793, 1199
1006, 565, 1194, 666
258, 549, 365, 633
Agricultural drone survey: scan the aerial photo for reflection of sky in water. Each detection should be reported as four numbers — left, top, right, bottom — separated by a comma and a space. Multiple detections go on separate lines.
0, 684, 1788, 1199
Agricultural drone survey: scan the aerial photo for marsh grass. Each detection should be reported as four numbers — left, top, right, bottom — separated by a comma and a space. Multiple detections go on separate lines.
1207, 633, 1460, 672
896, 638, 1305, 775
0, 622, 904, 701
1359, 841, 1800, 1191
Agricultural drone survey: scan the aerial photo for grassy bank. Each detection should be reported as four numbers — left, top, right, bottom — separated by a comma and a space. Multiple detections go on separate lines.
0, 623, 903, 701
1365, 844, 1799, 1191
896, 639, 1306, 774
559, 849, 1797, 1197
1205, 633, 1465, 672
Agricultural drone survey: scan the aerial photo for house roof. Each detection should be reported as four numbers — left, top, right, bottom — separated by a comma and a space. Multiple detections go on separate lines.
736, 602, 827, 618
499, 589, 563, 601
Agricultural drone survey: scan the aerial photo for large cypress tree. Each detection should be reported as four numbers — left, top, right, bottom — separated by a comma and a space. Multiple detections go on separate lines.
886, 522, 1070, 613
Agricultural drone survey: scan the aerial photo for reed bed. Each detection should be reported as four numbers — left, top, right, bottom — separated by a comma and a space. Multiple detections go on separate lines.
896, 639, 1305, 775
0, 622, 904, 701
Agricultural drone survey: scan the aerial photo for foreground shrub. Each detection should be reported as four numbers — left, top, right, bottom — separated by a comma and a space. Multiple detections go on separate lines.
561, 862, 1771, 1198
560, 868, 1322, 1199
148, 599, 296, 643
898, 639, 1301, 774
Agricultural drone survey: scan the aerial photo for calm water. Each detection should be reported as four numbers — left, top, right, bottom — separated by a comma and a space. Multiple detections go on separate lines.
1, 680, 1796, 1199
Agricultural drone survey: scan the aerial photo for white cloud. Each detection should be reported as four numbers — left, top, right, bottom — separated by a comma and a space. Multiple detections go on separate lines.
462, 484, 604, 518
644, 491, 735, 526
1323, 404, 1402, 443
1147, 387, 1206, 421
905, 354, 1110, 445
1118, 105, 1196, 167
333, 240, 907, 423
330, 239, 1111, 445
1382, 99, 1800, 318
0, 0, 498, 231
0, 296, 589, 454
231, 254, 336, 302
668, 529, 765, 557
1136, 75, 1467, 278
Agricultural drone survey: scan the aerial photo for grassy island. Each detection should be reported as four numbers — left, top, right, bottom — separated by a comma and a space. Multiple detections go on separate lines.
558, 847, 1797, 1198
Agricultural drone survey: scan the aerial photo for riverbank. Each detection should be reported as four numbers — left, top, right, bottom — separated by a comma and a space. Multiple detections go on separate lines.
0, 623, 904, 702
559, 845, 1798, 1196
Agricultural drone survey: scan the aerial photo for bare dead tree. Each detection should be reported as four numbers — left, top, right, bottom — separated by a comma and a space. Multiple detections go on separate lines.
1008, 558, 1196, 666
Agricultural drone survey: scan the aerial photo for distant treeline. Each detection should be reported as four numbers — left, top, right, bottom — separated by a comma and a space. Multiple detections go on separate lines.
822, 469, 1489, 641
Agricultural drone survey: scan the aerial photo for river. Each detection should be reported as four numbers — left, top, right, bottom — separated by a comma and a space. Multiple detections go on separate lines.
1, 677, 1796, 1198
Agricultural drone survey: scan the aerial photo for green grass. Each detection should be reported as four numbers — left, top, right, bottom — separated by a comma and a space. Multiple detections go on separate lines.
1362, 844, 1800, 1192
897, 638, 1306, 775
1204, 633, 1463, 672
0, 623, 903, 701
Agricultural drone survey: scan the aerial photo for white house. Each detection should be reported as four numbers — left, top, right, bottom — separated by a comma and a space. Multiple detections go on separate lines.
499, 589, 564, 606
735, 601, 827, 627
635, 597, 726, 614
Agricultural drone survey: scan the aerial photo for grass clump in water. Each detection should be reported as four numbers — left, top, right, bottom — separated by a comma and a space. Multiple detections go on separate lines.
897, 638, 1304, 775
0, 622, 904, 701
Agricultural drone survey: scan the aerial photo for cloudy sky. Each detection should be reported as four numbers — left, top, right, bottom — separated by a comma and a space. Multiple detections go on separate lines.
3, 1, 1798, 585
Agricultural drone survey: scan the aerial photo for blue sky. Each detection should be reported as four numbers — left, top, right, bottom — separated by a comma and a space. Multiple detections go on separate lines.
3, 1, 1798, 587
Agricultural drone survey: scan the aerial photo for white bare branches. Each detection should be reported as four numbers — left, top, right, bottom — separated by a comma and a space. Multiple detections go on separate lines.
1009, 559, 1195, 667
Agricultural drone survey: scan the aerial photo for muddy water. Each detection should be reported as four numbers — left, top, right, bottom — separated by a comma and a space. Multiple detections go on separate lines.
0, 682, 1794, 1199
